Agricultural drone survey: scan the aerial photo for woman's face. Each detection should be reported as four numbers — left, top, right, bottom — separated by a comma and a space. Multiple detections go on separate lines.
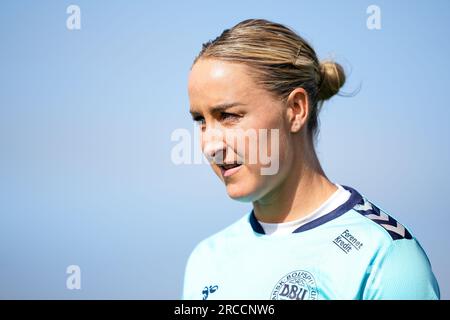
188, 58, 296, 202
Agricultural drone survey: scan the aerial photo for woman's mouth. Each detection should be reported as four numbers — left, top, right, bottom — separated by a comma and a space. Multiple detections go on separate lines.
219, 162, 243, 177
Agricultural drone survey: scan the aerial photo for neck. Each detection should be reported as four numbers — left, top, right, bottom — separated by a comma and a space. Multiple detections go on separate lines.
252, 141, 337, 223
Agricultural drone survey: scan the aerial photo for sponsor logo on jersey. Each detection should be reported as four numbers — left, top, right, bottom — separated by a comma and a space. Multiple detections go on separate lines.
333, 229, 364, 254
271, 270, 318, 300
202, 285, 218, 300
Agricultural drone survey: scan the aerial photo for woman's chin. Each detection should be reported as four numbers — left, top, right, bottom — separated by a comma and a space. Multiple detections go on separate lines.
225, 184, 256, 202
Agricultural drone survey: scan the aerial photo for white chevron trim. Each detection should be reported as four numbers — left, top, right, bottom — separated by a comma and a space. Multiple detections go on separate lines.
365, 211, 390, 222
381, 223, 405, 237
354, 199, 372, 211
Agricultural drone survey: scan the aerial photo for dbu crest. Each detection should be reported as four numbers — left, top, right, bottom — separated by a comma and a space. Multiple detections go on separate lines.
271, 270, 318, 300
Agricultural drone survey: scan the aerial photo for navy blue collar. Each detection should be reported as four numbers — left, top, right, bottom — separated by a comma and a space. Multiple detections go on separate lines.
249, 185, 364, 235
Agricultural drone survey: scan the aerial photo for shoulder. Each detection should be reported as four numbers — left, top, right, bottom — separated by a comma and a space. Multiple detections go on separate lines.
332, 185, 414, 252
182, 213, 251, 299
186, 213, 251, 263
342, 186, 440, 299
348, 188, 412, 242
361, 237, 440, 299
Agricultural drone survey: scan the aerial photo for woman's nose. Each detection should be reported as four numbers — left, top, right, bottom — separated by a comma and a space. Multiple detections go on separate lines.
202, 140, 226, 164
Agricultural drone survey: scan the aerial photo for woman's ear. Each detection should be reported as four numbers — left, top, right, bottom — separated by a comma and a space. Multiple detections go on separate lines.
286, 88, 309, 133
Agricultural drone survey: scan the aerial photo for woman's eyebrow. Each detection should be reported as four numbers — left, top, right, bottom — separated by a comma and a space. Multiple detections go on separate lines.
190, 102, 246, 116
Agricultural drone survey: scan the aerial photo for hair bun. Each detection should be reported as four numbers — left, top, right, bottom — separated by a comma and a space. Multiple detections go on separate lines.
317, 61, 346, 101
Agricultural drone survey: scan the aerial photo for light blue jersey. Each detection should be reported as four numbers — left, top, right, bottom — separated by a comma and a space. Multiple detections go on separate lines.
183, 185, 440, 300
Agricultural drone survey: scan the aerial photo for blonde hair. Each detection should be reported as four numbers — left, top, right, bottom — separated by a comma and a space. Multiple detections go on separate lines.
193, 18, 346, 142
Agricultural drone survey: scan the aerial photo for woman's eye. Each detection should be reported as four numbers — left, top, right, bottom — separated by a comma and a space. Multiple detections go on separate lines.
220, 112, 239, 121
193, 116, 205, 125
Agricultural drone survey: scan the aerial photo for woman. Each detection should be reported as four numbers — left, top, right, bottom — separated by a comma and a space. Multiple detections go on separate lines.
183, 19, 439, 300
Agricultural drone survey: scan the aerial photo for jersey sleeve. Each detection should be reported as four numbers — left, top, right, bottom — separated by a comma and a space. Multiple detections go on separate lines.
182, 242, 208, 300
182, 248, 199, 300
362, 238, 440, 300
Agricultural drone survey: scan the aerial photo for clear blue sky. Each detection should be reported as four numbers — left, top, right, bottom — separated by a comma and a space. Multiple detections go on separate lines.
1, 0, 449, 299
